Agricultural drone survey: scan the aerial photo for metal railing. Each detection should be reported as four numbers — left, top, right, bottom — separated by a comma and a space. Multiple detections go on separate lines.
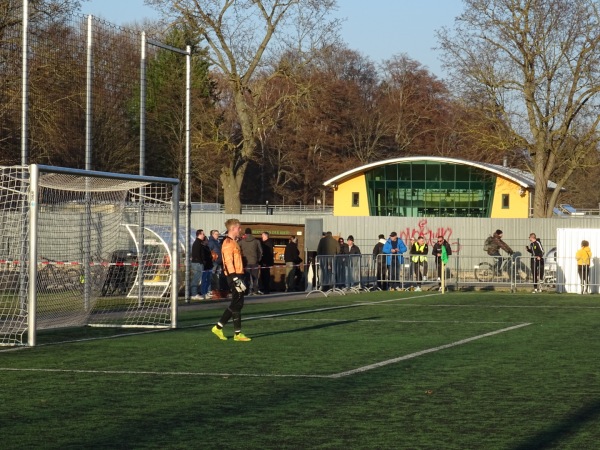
305, 252, 599, 295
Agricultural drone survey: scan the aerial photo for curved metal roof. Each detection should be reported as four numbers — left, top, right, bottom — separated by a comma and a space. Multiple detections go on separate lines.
323, 156, 558, 189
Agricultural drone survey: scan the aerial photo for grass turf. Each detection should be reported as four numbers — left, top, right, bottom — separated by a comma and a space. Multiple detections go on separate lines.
1, 291, 599, 449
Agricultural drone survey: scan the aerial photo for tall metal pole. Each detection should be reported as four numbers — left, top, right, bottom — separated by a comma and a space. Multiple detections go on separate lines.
21, 0, 29, 165
27, 164, 39, 346
184, 45, 192, 303
83, 15, 93, 311
171, 183, 180, 328
138, 32, 147, 307
140, 31, 147, 176
85, 15, 93, 170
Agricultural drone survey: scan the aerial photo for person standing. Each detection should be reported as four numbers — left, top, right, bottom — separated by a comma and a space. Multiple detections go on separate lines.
190, 229, 205, 300
431, 236, 452, 289
382, 232, 407, 291
239, 228, 263, 295
344, 235, 361, 289
316, 231, 340, 290
576, 240, 592, 294
199, 234, 213, 299
211, 219, 251, 342
526, 233, 545, 293
284, 236, 301, 291
259, 232, 275, 294
373, 234, 388, 290
484, 229, 514, 276
409, 236, 428, 291
208, 230, 222, 270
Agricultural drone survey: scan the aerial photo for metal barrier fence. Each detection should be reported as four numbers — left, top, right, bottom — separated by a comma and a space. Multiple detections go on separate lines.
306, 252, 599, 295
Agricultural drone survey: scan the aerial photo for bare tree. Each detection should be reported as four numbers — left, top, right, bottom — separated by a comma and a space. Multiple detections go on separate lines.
438, 0, 600, 217
147, 0, 339, 213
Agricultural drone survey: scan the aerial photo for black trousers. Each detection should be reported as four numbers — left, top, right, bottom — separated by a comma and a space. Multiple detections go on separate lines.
218, 275, 246, 331
260, 265, 271, 293
531, 258, 544, 289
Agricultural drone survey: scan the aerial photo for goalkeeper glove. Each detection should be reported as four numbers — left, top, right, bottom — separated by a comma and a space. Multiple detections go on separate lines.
232, 276, 246, 293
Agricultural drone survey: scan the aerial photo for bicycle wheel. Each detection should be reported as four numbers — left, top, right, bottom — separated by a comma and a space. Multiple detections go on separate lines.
514, 262, 530, 282
475, 262, 493, 282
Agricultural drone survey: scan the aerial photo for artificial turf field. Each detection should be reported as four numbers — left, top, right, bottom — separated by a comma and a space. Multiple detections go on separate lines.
1, 290, 599, 449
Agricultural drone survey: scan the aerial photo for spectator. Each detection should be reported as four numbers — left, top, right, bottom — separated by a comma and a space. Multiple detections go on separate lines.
316, 231, 340, 290
431, 236, 452, 289
373, 233, 387, 290
284, 236, 302, 291
345, 235, 361, 289
382, 232, 407, 291
259, 232, 274, 294
576, 240, 592, 295
208, 229, 222, 269
199, 234, 214, 299
239, 228, 263, 296
190, 229, 205, 300
410, 236, 428, 291
526, 233, 545, 293
484, 229, 514, 276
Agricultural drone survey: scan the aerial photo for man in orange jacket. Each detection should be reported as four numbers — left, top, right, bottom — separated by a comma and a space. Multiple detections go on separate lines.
211, 218, 252, 342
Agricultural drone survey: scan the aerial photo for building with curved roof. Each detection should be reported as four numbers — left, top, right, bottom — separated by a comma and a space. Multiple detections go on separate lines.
323, 156, 560, 218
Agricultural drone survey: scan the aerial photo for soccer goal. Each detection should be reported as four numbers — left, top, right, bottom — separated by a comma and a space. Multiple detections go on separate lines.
0, 165, 180, 347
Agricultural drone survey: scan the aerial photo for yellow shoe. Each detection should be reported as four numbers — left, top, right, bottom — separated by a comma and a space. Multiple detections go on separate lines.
211, 325, 227, 341
234, 333, 251, 342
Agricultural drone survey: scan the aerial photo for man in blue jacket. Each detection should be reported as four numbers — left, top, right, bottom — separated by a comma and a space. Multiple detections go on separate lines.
382, 232, 407, 291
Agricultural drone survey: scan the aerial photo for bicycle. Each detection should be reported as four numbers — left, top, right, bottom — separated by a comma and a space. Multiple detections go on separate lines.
37, 257, 81, 292
475, 252, 530, 282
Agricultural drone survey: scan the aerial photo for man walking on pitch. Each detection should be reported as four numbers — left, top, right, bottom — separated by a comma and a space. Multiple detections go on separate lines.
211, 219, 251, 342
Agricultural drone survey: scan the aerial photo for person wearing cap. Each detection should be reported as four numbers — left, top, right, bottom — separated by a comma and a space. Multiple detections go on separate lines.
373, 234, 388, 290
485, 229, 514, 276
382, 232, 407, 291
410, 236, 428, 291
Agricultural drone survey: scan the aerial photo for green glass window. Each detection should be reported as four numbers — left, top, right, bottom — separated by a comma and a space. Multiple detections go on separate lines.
365, 162, 495, 217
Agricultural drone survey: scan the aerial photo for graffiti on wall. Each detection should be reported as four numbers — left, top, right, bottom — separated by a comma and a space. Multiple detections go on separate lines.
397, 219, 461, 253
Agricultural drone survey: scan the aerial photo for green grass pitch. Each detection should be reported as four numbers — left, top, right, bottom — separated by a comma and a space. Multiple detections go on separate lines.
1, 291, 599, 449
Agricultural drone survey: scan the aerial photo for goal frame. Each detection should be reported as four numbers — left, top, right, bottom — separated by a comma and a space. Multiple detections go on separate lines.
26, 164, 180, 346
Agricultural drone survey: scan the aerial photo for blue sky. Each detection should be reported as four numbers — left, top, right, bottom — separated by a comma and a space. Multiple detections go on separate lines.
83, 0, 464, 78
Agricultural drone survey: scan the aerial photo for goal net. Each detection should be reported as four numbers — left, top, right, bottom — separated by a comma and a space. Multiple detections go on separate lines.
0, 165, 180, 346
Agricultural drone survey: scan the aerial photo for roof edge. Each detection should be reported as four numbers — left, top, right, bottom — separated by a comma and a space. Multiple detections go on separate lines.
323, 156, 533, 188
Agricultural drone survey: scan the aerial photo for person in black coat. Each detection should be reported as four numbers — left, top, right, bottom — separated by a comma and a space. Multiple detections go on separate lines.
284, 236, 302, 291
259, 232, 275, 294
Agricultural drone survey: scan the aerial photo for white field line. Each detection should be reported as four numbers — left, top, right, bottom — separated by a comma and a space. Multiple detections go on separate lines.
0, 322, 532, 380
262, 318, 519, 324
329, 323, 532, 379
180, 292, 443, 330
362, 304, 600, 309
0, 367, 330, 379
0, 293, 441, 352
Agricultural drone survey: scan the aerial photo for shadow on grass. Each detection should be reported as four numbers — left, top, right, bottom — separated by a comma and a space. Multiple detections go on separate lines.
512, 399, 600, 449
249, 316, 381, 339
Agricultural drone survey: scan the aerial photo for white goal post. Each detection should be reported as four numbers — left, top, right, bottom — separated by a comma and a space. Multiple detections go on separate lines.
0, 164, 180, 347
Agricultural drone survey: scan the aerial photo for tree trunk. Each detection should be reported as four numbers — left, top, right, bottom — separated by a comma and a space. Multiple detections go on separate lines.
221, 164, 246, 214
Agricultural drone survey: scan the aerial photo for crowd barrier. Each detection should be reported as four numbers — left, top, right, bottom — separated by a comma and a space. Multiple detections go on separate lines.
306, 252, 599, 295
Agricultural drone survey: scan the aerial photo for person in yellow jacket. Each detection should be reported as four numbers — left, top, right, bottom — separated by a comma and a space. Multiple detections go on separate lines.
575, 240, 592, 295
410, 236, 428, 291
211, 218, 251, 341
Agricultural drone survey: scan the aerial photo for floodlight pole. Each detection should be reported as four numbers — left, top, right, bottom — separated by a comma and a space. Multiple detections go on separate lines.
138, 31, 148, 307
21, 0, 29, 165
184, 45, 192, 303
84, 14, 93, 311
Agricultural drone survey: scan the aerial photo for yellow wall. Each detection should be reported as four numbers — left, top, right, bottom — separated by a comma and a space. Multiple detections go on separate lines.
333, 173, 370, 216
490, 177, 529, 218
